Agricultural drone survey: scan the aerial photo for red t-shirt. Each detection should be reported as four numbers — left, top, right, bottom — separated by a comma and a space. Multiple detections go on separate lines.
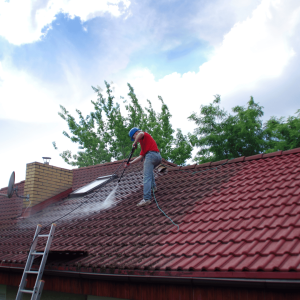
139, 132, 159, 156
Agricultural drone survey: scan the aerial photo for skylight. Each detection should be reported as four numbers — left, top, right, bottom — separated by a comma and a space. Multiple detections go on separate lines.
70, 174, 117, 197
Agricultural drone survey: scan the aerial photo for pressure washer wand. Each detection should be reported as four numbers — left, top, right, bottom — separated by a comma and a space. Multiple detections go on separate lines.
118, 147, 135, 183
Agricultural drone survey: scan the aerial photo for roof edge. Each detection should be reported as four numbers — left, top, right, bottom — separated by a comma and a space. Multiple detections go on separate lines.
1, 266, 300, 289
40, 270, 300, 290
168, 147, 300, 171
72, 157, 177, 171
0, 180, 25, 192
2, 264, 300, 280
72, 159, 123, 171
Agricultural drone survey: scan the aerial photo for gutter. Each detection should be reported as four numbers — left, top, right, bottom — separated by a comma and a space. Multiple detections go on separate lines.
1, 266, 300, 290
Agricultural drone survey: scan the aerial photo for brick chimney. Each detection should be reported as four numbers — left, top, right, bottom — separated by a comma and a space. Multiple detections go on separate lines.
23, 162, 73, 209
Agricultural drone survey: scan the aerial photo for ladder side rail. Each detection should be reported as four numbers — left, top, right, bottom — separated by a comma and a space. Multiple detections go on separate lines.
28, 225, 43, 255
25, 224, 43, 274
15, 224, 42, 300
32, 280, 44, 300
35, 280, 45, 300
26, 253, 36, 275
31, 224, 56, 300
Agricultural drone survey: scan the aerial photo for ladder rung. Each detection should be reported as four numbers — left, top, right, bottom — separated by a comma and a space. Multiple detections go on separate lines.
26, 271, 39, 274
38, 234, 49, 237
32, 252, 44, 256
20, 289, 33, 294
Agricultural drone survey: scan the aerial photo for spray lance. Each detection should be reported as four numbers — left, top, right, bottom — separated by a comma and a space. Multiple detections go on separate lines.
118, 146, 136, 183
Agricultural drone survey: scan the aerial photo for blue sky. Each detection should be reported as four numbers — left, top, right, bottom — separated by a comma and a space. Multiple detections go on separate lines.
1, 0, 300, 188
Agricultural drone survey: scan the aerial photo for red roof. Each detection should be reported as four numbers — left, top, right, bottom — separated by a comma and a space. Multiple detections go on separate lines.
0, 181, 24, 226
1, 150, 300, 279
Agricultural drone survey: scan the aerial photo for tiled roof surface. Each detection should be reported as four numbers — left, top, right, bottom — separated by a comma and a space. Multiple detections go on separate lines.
0, 181, 24, 227
1, 149, 300, 278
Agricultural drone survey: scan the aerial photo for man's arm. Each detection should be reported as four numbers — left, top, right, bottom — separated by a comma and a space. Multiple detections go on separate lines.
125, 131, 145, 167
133, 131, 144, 147
130, 155, 143, 165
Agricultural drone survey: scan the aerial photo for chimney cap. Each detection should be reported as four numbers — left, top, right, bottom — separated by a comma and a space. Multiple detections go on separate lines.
42, 157, 51, 165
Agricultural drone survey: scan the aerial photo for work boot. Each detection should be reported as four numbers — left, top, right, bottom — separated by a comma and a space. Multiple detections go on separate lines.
137, 199, 151, 207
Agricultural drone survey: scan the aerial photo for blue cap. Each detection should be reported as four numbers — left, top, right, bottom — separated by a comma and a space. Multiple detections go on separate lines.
129, 127, 140, 141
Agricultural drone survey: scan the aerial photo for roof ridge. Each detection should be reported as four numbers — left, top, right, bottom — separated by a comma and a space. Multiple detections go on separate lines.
0, 180, 25, 191
72, 156, 178, 171
166, 147, 300, 171
72, 159, 123, 170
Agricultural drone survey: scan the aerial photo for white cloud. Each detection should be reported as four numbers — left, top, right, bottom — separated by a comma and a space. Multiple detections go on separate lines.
113, 0, 300, 132
0, 60, 68, 122
196, 0, 297, 94
0, 0, 131, 45
1, 0, 300, 188
1, 0, 298, 128
190, 0, 262, 46
0, 55, 100, 123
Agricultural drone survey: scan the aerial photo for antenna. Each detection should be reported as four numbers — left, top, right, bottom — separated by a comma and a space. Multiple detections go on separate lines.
0, 171, 29, 201
0, 171, 15, 198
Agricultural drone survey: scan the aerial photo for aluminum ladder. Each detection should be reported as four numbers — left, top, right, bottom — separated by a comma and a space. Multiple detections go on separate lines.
16, 223, 56, 300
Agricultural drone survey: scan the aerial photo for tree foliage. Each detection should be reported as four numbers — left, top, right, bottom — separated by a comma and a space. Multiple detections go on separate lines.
54, 81, 192, 167
55, 87, 299, 167
189, 95, 300, 164
189, 95, 266, 163
264, 109, 300, 153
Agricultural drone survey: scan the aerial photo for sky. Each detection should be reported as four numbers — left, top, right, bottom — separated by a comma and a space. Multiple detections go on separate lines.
0, 0, 300, 188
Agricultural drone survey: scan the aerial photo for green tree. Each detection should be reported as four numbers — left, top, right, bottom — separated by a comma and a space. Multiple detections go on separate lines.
188, 95, 267, 163
54, 81, 192, 167
264, 110, 300, 153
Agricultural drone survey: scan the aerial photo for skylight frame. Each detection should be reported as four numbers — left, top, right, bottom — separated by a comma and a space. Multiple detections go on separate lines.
70, 174, 117, 198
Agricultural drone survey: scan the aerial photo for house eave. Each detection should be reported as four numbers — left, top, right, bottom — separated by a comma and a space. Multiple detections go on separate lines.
1, 265, 300, 290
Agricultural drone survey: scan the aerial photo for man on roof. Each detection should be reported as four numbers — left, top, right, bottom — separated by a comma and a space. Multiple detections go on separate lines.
126, 127, 162, 207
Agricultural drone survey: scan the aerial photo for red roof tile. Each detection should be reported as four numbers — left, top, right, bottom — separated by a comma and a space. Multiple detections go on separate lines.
0, 181, 24, 226
1, 150, 300, 278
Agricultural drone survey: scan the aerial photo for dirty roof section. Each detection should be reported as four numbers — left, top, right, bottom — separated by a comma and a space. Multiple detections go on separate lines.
0, 181, 24, 227
0, 150, 300, 278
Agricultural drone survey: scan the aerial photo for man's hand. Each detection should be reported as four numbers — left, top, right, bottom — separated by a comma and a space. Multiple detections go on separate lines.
124, 162, 130, 168
132, 142, 137, 149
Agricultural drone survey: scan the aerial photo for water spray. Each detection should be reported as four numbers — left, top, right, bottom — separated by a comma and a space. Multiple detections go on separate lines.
100, 147, 136, 208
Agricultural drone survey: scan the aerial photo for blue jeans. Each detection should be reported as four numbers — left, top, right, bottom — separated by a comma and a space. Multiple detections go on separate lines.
143, 151, 162, 200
